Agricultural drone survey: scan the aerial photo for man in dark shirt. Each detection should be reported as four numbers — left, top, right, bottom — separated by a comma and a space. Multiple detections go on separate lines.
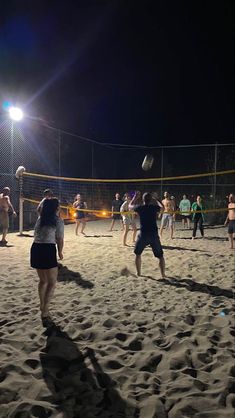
108, 193, 123, 231
130, 192, 165, 278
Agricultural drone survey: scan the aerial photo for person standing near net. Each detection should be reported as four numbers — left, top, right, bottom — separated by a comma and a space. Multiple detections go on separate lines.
73, 194, 87, 235
170, 196, 177, 231
30, 198, 64, 321
37, 188, 54, 214
120, 193, 137, 246
179, 194, 191, 229
159, 191, 175, 239
191, 195, 205, 239
0, 187, 17, 244
224, 193, 235, 249
108, 193, 123, 231
130, 192, 165, 278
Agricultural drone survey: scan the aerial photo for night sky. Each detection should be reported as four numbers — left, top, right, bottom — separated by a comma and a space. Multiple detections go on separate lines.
0, 1, 234, 146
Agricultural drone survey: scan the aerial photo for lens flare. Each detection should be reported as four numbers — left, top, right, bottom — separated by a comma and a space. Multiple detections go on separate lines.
9, 107, 23, 121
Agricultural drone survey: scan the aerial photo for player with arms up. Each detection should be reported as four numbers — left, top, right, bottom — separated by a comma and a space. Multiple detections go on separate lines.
159, 191, 175, 239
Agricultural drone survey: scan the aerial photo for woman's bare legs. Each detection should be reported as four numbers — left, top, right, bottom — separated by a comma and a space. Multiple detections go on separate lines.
75, 220, 80, 235
43, 267, 58, 316
81, 219, 86, 234
132, 223, 137, 243
36, 267, 58, 318
37, 269, 47, 313
123, 224, 129, 246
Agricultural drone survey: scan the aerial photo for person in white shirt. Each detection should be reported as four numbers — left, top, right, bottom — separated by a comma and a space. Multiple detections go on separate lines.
120, 193, 137, 246
30, 198, 64, 321
179, 194, 191, 229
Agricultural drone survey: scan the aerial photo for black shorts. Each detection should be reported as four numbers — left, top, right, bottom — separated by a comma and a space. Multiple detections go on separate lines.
134, 233, 163, 258
30, 243, 58, 269
181, 215, 191, 220
76, 211, 85, 220
228, 220, 235, 234
112, 214, 121, 220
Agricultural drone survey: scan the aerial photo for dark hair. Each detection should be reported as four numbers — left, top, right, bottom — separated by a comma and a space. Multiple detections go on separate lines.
43, 188, 53, 197
229, 193, 235, 203
40, 198, 59, 228
143, 192, 152, 204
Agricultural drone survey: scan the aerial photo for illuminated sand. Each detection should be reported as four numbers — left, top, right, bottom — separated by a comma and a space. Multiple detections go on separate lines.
0, 220, 234, 417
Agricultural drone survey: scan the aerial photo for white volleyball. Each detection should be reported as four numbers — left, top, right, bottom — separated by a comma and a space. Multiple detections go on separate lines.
142, 154, 154, 171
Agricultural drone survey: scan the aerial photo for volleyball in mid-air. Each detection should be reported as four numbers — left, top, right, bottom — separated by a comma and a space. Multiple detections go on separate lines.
142, 154, 154, 171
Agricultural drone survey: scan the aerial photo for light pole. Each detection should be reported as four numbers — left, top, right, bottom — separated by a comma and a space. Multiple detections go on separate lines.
8, 107, 24, 233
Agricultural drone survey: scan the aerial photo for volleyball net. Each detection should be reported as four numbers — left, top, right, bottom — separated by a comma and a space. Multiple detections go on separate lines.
19, 168, 235, 231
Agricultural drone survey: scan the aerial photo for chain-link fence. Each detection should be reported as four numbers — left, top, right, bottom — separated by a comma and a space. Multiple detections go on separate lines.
0, 117, 234, 231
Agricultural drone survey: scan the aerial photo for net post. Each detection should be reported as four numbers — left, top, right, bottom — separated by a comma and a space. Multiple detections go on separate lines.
58, 128, 62, 201
19, 193, 24, 235
213, 143, 218, 209
15, 166, 26, 236
160, 147, 164, 198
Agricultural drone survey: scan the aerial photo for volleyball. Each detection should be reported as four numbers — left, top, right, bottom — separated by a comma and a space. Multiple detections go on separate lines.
142, 154, 154, 171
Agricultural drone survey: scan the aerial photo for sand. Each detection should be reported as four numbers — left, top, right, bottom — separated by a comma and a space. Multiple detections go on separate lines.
0, 220, 234, 418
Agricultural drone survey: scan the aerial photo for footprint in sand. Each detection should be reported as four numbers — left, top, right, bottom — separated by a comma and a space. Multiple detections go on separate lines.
140, 354, 162, 373
24, 358, 40, 369
123, 338, 143, 352
106, 360, 124, 370
115, 332, 127, 342
182, 367, 197, 378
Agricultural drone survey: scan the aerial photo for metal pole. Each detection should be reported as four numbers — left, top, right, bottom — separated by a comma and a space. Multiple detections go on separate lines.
213, 143, 218, 208
91, 144, 94, 208
16, 168, 25, 235
10, 121, 14, 231
160, 147, 164, 198
58, 129, 61, 201
18, 173, 24, 235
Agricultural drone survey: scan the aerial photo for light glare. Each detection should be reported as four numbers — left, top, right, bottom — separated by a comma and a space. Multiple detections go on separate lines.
9, 107, 23, 121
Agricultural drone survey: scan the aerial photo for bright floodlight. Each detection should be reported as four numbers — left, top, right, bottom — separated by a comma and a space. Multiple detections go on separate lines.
9, 106, 23, 121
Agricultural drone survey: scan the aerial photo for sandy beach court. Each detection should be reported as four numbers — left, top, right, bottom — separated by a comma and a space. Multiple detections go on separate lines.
0, 220, 234, 418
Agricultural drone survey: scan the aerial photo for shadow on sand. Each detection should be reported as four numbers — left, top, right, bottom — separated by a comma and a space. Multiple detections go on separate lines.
162, 245, 210, 253
204, 236, 228, 241
84, 235, 113, 238
40, 322, 138, 417
159, 277, 234, 299
17, 233, 34, 237
58, 265, 94, 289
0, 243, 14, 247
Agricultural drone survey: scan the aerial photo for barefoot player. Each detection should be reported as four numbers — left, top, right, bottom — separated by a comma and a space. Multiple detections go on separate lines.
109, 193, 123, 231
159, 191, 175, 239
130, 192, 165, 278
0, 187, 17, 244
73, 194, 87, 235
120, 193, 137, 246
224, 193, 235, 249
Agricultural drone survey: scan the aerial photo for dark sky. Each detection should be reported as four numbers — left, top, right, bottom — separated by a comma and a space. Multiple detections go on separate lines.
0, 0, 234, 146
